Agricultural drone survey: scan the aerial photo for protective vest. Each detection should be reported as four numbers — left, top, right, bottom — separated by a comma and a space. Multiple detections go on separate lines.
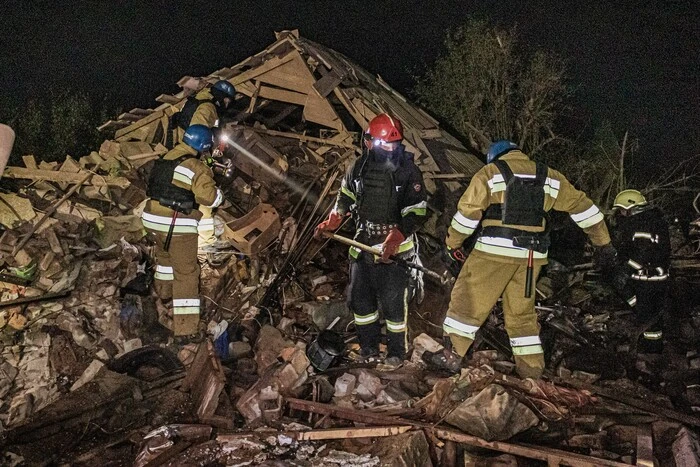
481, 160, 550, 252
172, 97, 214, 131
614, 207, 670, 281
354, 156, 401, 225
146, 155, 197, 213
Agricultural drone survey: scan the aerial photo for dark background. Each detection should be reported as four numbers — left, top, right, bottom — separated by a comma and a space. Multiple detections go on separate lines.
1, 0, 698, 170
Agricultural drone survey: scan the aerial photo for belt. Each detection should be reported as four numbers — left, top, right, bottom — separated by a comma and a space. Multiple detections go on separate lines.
480, 226, 550, 253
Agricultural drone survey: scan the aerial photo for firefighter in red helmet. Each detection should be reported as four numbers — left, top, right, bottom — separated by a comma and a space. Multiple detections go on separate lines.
315, 113, 428, 368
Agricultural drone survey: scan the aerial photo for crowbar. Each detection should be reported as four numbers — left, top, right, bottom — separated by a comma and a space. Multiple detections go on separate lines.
322, 232, 454, 285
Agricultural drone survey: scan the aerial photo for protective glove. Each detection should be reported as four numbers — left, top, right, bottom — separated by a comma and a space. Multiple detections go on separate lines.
314, 211, 343, 240
443, 245, 466, 277
381, 228, 405, 261
594, 243, 618, 271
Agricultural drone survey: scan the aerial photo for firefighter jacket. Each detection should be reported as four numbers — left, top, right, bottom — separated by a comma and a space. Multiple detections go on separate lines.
177, 88, 219, 130
142, 143, 224, 234
333, 146, 428, 260
612, 206, 670, 281
446, 150, 611, 264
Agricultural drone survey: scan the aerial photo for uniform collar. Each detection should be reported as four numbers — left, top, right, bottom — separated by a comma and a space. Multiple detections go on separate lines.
499, 150, 530, 161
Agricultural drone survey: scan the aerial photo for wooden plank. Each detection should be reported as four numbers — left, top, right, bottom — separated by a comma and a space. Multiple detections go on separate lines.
223, 124, 354, 148
229, 53, 296, 86
257, 86, 308, 106
45, 229, 64, 256
251, 51, 315, 94
435, 428, 632, 467
635, 425, 654, 467
2, 167, 130, 189
293, 426, 412, 441
22, 155, 37, 170
304, 89, 343, 130
287, 398, 630, 467
182, 340, 226, 420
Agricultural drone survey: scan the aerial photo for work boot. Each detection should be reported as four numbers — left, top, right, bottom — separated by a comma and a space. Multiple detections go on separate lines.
358, 348, 381, 364
422, 348, 463, 373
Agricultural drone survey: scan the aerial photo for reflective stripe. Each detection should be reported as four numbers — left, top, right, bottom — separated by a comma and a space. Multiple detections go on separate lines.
643, 331, 663, 340
443, 316, 479, 339
631, 273, 669, 281
386, 319, 407, 332
349, 246, 361, 259
141, 212, 198, 234
512, 344, 544, 356
510, 335, 544, 357
633, 232, 658, 243
340, 181, 356, 202
198, 218, 215, 233
205, 188, 223, 208
627, 296, 637, 306
570, 205, 604, 228
475, 237, 548, 259
656, 267, 665, 275
154, 265, 174, 281
401, 200, 427, 217
543, 178, 560, 198
173, 165, 195, 186
451, 212, 480, 235
354, 311, 379, 325
627, 259, 643, 270
173, 298, 200, 315
510, 336, 542, 347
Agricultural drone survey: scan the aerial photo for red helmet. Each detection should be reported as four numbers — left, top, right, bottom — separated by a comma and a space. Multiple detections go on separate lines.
365, 114, 403, 143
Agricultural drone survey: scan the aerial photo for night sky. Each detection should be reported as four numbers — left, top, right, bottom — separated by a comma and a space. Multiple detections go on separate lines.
1, 1, 698, 170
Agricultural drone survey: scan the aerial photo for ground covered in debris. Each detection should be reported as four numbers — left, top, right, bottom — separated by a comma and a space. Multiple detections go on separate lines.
2, 30, 700, 466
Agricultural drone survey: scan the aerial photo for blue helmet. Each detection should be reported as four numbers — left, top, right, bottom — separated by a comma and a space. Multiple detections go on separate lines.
212, 80, 236, 98
183, 124, 213, 152
486, 140, 519, 163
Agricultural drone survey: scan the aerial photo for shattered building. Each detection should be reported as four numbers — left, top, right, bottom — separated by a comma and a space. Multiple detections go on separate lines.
1, 30, 700, 466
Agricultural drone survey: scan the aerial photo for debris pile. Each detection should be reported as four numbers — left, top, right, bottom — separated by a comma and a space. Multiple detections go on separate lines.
1, 30, 700, 466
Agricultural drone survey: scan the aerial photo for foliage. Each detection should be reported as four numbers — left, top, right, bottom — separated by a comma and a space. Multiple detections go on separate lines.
414, 19, 570, 158
4, 91, 114, 164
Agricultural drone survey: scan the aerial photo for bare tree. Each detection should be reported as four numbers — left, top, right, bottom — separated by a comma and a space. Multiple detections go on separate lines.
414, 20, 570, 158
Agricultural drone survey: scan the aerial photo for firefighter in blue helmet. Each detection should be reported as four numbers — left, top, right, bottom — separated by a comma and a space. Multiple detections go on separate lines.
166, 80, 236, 248
142, 124, 224, 337
431, 140, 615, 379
314, 114, 428, 368
610, 189, 670, 354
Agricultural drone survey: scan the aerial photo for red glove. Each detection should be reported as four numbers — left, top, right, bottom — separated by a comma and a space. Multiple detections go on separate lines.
314, 211, 343, 239
381, 228, 405, 261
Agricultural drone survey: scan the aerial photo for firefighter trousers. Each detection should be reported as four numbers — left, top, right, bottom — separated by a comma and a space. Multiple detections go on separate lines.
150, 230, 201, 336
443, 253, 544, 379
347, 260, 409, 359
631, 278, 668, 354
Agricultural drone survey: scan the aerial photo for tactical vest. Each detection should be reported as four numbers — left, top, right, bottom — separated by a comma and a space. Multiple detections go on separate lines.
146, 155, 197, 213
482, 160, 550, 252
354, 156, 400, 225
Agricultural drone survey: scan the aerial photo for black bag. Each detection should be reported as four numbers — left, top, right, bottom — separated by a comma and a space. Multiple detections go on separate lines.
493, 160, 548, 227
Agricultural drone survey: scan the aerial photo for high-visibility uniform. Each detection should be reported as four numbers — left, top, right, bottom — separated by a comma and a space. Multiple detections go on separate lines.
444, 150, 611, 378
141, 143, 223, 335
334, 146, 428, 358
170, 88, 221, 247
611, 206, 670, 353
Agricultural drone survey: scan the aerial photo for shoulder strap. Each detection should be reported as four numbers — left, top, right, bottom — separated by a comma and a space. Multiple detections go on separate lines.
493, 160, 514, 183
534, 162, 548, 185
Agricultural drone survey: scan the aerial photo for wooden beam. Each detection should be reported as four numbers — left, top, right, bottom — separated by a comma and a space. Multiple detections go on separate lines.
219, 426, 413, 443
2, 167, 130, 189
435, 428, 632, 467
223, 124, 355, 148
635, 425, 654, 467
229, 53, 296, 86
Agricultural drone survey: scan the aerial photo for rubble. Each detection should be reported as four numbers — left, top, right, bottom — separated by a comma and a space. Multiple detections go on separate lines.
1, 29, 699, 466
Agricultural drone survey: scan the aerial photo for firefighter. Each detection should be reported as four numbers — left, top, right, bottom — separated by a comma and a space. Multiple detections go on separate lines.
610, 189, 670, 354
142, 124, 224, 337
433, 140, 615, 379
167, 79, 236, 249
314, 114, 428, 367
